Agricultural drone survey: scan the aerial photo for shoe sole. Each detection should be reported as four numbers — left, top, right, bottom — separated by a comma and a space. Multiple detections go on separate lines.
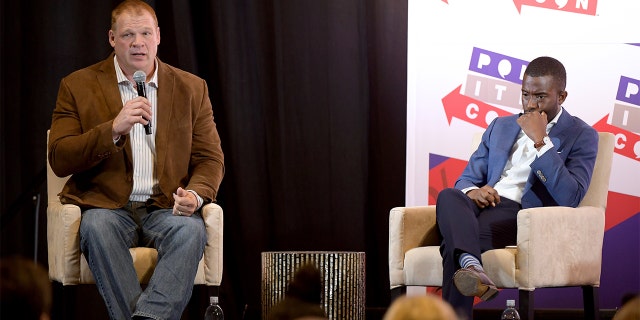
453, 269, 499, 301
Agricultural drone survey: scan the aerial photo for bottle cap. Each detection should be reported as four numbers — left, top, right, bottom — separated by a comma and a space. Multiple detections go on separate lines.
210, 296, 219, 304
506, 299, 515, 307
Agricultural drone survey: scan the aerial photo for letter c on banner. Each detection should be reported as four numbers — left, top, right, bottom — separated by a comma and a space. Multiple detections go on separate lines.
466, 103, 479, 119
615, 133, 627, 149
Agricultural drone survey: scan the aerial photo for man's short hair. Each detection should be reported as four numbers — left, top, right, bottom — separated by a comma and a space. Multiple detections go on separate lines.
524, 56, 567, 91
111, 0, 158, 30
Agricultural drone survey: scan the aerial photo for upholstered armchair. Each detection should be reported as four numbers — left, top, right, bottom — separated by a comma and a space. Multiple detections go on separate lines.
388, 132, 614, 320
46, 131, 223, 298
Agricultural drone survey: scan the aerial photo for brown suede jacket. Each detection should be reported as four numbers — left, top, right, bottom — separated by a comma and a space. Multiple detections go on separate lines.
48, 53, 224, 210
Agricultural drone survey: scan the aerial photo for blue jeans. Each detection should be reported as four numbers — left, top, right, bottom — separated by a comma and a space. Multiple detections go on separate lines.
79, 205, 206, 320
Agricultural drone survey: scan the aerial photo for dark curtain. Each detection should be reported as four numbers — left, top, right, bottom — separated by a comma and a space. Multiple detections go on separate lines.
1, 1, 407, 319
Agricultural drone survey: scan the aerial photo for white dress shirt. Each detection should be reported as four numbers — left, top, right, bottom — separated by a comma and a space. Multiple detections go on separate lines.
114, 57, 159, 203
113, 58, 203, 209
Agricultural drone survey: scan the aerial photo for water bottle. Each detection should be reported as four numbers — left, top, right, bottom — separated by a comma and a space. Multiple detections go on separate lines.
500, 299, 520, 320
204, 296, 224, 320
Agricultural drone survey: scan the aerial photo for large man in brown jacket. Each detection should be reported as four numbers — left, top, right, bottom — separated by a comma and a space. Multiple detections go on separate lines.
48, 1, 224, 319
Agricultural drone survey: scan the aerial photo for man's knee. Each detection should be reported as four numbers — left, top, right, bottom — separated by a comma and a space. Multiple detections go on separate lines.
174, 217, 206, 244
437, 188, 465, 205
436, 188, 475, 222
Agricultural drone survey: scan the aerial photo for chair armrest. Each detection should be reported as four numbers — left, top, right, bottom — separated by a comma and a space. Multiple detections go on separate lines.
202, 203, 223, 286
47, 202, 82, 285
388, 206, 438, 288
516, 206, 605, 289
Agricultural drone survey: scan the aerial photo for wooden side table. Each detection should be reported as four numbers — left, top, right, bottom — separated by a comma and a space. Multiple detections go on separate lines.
261, 251, 366, 320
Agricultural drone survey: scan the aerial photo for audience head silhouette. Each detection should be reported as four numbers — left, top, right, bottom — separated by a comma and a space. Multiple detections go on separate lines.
613, 294, 639, 320
268, 263, 327, 320
0, 256, 52, 320
383, 294, 457, 320
287, 263, 323, 303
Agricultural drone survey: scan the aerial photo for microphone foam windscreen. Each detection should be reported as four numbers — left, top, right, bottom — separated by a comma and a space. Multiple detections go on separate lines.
133, 70, 146, 83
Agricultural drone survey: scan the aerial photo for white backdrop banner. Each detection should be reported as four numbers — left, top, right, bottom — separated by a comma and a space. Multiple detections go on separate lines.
406, 0, 640, 309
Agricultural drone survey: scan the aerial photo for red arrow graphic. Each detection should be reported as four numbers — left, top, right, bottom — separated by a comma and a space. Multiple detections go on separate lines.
605, 191, 640, 231
442, 85, 514, 129
593, 115, 640, 162
513, 0, 597, 16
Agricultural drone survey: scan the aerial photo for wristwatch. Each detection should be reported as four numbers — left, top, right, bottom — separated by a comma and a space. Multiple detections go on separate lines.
534, 136, 551, 149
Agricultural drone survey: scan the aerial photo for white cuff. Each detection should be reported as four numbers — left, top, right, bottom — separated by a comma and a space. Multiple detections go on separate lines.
536, 139, 554, 157
461, 186, 479, 194
187, 190, 204, 210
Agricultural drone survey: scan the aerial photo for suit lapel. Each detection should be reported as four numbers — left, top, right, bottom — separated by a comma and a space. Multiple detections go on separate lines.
97, 54, 127, 123
155, 60, 175, 181
547, 108, 575, 150
97, 54, 134, 164
488, 116, 521, 185
522, 108, 574, 204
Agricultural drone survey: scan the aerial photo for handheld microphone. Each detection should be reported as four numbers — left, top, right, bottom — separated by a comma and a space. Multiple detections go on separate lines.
133, 70, 152, 135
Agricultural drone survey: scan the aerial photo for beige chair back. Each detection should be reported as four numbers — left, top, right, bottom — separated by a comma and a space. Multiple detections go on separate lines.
578, 132, 614, 209
46, 130, 71, 204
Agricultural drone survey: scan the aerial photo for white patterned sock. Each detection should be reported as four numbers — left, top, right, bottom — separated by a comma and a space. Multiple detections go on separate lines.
459, 253, 484, 272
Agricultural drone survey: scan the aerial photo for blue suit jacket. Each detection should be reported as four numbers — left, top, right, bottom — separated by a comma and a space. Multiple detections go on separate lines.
454, 108, 598, 208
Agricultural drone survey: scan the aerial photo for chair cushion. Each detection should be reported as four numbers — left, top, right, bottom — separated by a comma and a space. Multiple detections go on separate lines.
79, 248, 160, 284
404, 246, 443, 287
78, 248, 211, 285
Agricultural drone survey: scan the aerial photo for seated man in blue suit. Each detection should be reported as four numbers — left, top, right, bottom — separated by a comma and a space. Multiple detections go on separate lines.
435, 56, 598, 318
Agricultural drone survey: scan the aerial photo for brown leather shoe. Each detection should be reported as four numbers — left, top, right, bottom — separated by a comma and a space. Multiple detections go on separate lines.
453, 266, 499, 301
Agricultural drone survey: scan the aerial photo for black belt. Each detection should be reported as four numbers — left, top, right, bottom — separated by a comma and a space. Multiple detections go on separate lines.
125, 201, 148, 214
126, 201, 163, 214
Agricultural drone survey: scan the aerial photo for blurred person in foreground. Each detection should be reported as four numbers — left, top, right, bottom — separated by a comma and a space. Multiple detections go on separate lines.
268, 264, 328, 320
383, 294, 457, 320
48, 0, 224, 319
613, 294, 639, 320
0, 256, 52, 320
435, 56, 598, 319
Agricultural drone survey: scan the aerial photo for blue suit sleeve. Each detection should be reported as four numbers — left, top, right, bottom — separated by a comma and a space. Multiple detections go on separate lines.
454, 119, 497, 191
529, 126, 598, 207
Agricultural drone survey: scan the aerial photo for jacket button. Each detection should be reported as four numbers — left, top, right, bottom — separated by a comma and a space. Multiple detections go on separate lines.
536, 170, 547, 182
